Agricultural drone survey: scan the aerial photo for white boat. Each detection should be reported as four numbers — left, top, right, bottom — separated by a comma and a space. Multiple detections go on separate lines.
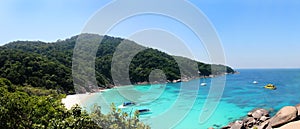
118, 105, 126, 108
253, 81, 258, 84
200, 78, 207, 86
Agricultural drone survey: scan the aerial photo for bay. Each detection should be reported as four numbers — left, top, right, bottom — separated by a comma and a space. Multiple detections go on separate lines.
81, 69, 300, 128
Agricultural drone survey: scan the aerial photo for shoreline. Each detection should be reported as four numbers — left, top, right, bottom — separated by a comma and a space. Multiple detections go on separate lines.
115, 72, 236, 86
62, 89, 108, 110
62, 72, 236, 110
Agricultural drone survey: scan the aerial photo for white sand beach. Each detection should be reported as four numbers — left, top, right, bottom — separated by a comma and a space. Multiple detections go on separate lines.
62, 89, 108, 109
61, 93, 92, 109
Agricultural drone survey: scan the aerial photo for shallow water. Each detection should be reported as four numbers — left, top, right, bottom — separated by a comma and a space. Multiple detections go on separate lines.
81, 69, 300, 128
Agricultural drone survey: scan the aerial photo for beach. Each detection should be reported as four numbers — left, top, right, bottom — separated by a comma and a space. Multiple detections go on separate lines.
62, 93, 93, 109
62, 89, 109, 110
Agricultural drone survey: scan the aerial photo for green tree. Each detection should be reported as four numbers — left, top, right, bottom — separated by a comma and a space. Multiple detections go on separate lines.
0, 80, 149, 129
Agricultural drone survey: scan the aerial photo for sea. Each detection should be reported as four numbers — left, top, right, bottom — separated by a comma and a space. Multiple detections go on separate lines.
81, 69, 300, 129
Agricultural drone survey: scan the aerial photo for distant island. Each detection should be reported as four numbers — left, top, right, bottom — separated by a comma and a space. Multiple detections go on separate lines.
0, 34, 234, 94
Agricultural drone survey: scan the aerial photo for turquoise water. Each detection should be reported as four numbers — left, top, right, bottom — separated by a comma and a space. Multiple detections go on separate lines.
81, 69, 300, 128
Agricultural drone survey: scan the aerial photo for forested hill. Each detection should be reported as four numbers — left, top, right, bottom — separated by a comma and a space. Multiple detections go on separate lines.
0, 34, 234, 94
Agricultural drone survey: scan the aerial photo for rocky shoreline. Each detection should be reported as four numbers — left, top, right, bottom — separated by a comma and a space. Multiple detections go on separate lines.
135, 72, 237, 85
210, 104, 300, 129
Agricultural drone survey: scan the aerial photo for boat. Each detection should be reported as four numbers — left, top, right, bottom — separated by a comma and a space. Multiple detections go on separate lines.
123, 102, 136, 106
253, 81, 258, 84
200, 78, 207, 86
137, 109, 151, 114
264, 84, 276, 90
200, 83, 207, 86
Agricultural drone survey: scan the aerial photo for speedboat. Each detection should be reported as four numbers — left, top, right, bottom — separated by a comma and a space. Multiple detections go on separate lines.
137, 109, 151, 115
264, 84, 276, 90
123, 102, 136, 106
118, 102, 136, 108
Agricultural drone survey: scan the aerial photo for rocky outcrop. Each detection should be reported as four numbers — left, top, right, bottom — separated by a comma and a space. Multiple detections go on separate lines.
218, 104, 300, 129
220, 108, 270, 129
269, 106, 298, 127
230, 121, 244, 129
251, 109, 269, 120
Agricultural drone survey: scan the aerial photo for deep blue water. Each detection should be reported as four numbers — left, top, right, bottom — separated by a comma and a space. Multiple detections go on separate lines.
82, 69, 300, 128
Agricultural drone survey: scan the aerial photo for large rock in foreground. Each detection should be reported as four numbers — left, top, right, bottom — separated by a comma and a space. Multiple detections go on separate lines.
274, 120, 300, 129
218, 104, 300, 129
270, 106, 298, 127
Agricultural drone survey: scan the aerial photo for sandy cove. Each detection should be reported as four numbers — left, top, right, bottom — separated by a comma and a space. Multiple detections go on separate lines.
61, 89, 108, 110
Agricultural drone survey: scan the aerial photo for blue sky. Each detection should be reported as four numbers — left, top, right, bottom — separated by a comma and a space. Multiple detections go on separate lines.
1, 0, 300, 68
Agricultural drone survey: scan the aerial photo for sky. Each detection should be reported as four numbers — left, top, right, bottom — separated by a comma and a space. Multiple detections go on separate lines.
1, 0, 300, 69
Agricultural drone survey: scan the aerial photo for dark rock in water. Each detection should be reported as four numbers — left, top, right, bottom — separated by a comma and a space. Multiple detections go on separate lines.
270, 106, 298, 127
212, 124, 221, 128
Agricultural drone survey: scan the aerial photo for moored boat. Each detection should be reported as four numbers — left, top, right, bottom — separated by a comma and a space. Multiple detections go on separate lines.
137, 109, 151, 115
123, 102, 136, 106
264, 84, 276, 90
200, 83, 207, 86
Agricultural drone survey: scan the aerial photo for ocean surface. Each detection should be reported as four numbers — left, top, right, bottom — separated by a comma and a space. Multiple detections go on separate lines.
81, 69, 300, 128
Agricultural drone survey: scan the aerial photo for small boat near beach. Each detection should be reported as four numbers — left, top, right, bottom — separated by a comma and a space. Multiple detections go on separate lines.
137, 109, 151, 115
118, 102, 136, 108
264, 84, 276, 90
123, 102, 136, 106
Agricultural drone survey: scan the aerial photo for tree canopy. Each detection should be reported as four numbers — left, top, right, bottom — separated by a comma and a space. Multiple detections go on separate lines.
0, 78, 150, 129
1, 34, 234, 93
0, 34, 234, 128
